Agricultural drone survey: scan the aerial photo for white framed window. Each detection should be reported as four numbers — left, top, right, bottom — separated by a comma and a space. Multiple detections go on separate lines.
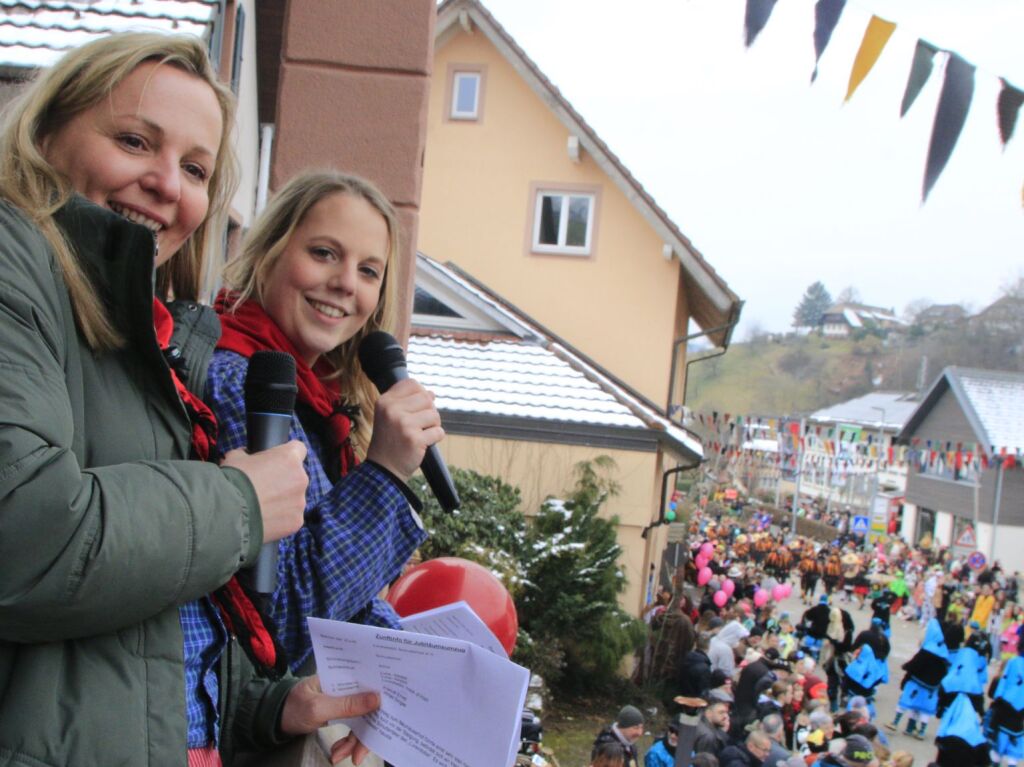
532, 191, 595, 255
450, 71, 481, 119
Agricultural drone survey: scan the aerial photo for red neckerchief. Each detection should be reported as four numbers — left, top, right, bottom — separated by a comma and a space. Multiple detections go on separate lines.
214, 290, 357, 477
152, 299, 217, 460
153, 299, 286, 679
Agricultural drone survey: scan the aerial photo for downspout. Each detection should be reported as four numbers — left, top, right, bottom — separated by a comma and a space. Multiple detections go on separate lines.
666, 312, 743, 419
990, 462, 1005, 562
255, 123, 275, 215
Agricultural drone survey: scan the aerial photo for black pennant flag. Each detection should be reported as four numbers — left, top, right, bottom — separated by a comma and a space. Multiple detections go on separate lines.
745, 0, 779, 48
900, 40, 939, 117
923, 54, 975, 201
812, 0, 846, 82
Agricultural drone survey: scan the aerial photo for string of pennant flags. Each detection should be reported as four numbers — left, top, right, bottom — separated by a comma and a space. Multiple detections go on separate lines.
684, 407, 1022, 473
743, 0, 1023, 202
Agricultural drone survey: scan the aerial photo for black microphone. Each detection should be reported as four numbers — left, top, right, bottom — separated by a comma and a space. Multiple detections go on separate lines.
244, 350, 298, 594
357, 331, 460, 513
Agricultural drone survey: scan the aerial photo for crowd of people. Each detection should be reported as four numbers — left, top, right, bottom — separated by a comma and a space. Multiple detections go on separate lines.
599, 508, 1024, 767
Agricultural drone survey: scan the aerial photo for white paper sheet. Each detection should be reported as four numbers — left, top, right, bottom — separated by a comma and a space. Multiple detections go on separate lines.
399, 600, 509, 658
309, 617, 529, 767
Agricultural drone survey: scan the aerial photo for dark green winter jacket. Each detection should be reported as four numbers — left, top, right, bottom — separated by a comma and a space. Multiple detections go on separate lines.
0, 196, 298, 766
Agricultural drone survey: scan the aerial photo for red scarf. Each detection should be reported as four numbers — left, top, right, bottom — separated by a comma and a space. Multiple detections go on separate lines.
153, 299, 286, 678
214, 290, 357, 477
152, 299, 217, 461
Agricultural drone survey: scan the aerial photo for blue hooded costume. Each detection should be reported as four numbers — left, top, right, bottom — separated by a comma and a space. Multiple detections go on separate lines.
986, 656, 1024, 760
939, 644, 989, 717
898, 618, 950, 715
936, 693, 990, 767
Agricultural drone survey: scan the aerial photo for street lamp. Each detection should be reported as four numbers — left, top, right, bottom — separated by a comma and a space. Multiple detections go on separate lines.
867, 406, 886, 544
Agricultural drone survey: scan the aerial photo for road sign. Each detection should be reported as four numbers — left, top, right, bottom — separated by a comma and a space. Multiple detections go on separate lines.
968, 551, 987, 570
851, 515, 870, 535
955, 525, 977, 550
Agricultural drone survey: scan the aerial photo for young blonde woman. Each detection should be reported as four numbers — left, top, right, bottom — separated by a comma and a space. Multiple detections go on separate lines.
0, 33, 377, 766
209, 170, 441, 671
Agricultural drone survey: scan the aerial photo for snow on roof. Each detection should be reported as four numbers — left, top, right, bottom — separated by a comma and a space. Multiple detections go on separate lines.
809, 391, 919, 431
408, 335, 643, 427
950, 368, 1024, 453
0, 1, 216, 68
408, 254, 703, 460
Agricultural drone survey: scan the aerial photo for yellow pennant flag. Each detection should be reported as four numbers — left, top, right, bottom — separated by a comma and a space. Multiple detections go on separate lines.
845, 15, 897, 101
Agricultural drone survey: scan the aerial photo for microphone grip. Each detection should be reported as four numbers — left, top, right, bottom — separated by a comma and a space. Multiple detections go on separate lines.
422, 444, 459, 513
247, 412, 293, 594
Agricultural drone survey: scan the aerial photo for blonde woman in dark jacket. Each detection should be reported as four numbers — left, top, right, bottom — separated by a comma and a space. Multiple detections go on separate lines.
0, 32, 378, 766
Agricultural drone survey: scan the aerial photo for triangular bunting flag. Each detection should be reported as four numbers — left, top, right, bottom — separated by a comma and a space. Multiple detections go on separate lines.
811, 0, 846, 82
900, 39, 939, 117
997, 78, 1024, 146
845, 15, 897, 102
745, 0, 779, 48
923, 54, 975, 200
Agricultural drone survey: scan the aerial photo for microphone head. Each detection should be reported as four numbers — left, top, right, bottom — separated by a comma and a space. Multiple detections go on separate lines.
358, 330, 407, 390
244, 350, 298, 415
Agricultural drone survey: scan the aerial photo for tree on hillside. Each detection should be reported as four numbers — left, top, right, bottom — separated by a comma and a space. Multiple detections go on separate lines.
903, 297, 933, 324
835, 285, 862, 305
793, 281, 832, 327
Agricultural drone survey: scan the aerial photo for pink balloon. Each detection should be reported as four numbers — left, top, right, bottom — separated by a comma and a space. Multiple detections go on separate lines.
753, 588, 769, 608
695, 553, 709, 569
713, 590, 728, 608
697, 567, 713, 586
771, 584, 786, 602
700, 542, 715, 557
721, 578, 735, 597
782, 583, 793, 598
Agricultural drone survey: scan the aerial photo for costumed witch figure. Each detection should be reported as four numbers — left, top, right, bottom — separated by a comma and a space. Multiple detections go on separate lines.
842, 617, 891, 717
886, 617, 950, 740
800, 595, 833, 660
935, 692, 991, 767
821, 603, 855, 713
985, 652, 1024, 767
939, 622, 990, 718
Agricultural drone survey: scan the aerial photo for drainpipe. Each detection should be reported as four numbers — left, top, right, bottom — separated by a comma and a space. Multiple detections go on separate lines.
666, 315, 743, 420
255, 123, 275, 215
990, 462, 1005, 562
641, 461, 699, 539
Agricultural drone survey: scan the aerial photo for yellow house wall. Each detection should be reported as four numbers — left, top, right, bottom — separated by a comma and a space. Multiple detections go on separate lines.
420, 29, 686, 405
439, 433, 668, 618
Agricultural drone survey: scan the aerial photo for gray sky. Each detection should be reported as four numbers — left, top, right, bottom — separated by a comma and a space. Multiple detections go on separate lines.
481, 0, 1024, 335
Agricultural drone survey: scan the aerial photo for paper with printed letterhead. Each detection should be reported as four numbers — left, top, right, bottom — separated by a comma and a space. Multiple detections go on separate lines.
398, 600, 509, 659
308, 616, 529, 767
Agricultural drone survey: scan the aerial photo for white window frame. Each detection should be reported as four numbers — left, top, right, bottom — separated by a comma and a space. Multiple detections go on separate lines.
450, 71, 481, 120
532, 191, 595, 256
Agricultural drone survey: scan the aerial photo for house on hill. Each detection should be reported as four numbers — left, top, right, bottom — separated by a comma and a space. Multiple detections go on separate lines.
914, 304, 968, 332
820, 303, 904, 338
897, 367, 1024, 567
408, 253, 704, 616
969, 295, 1024, 335
419, 0, 743, 413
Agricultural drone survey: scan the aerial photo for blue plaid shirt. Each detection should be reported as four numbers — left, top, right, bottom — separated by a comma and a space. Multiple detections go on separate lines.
179, 349, 426, 747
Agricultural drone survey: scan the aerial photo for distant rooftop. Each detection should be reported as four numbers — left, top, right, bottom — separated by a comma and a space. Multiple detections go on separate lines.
809, 391, 919, 431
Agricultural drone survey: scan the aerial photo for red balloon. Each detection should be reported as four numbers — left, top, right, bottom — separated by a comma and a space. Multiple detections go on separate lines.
387, 557, 518, 655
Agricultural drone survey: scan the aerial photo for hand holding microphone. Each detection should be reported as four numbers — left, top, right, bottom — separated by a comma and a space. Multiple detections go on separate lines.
220, 350, 308, 594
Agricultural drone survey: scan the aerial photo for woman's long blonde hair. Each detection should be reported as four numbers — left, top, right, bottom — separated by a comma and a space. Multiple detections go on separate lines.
0, 32, 238, 349
222, 170, 400, 455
